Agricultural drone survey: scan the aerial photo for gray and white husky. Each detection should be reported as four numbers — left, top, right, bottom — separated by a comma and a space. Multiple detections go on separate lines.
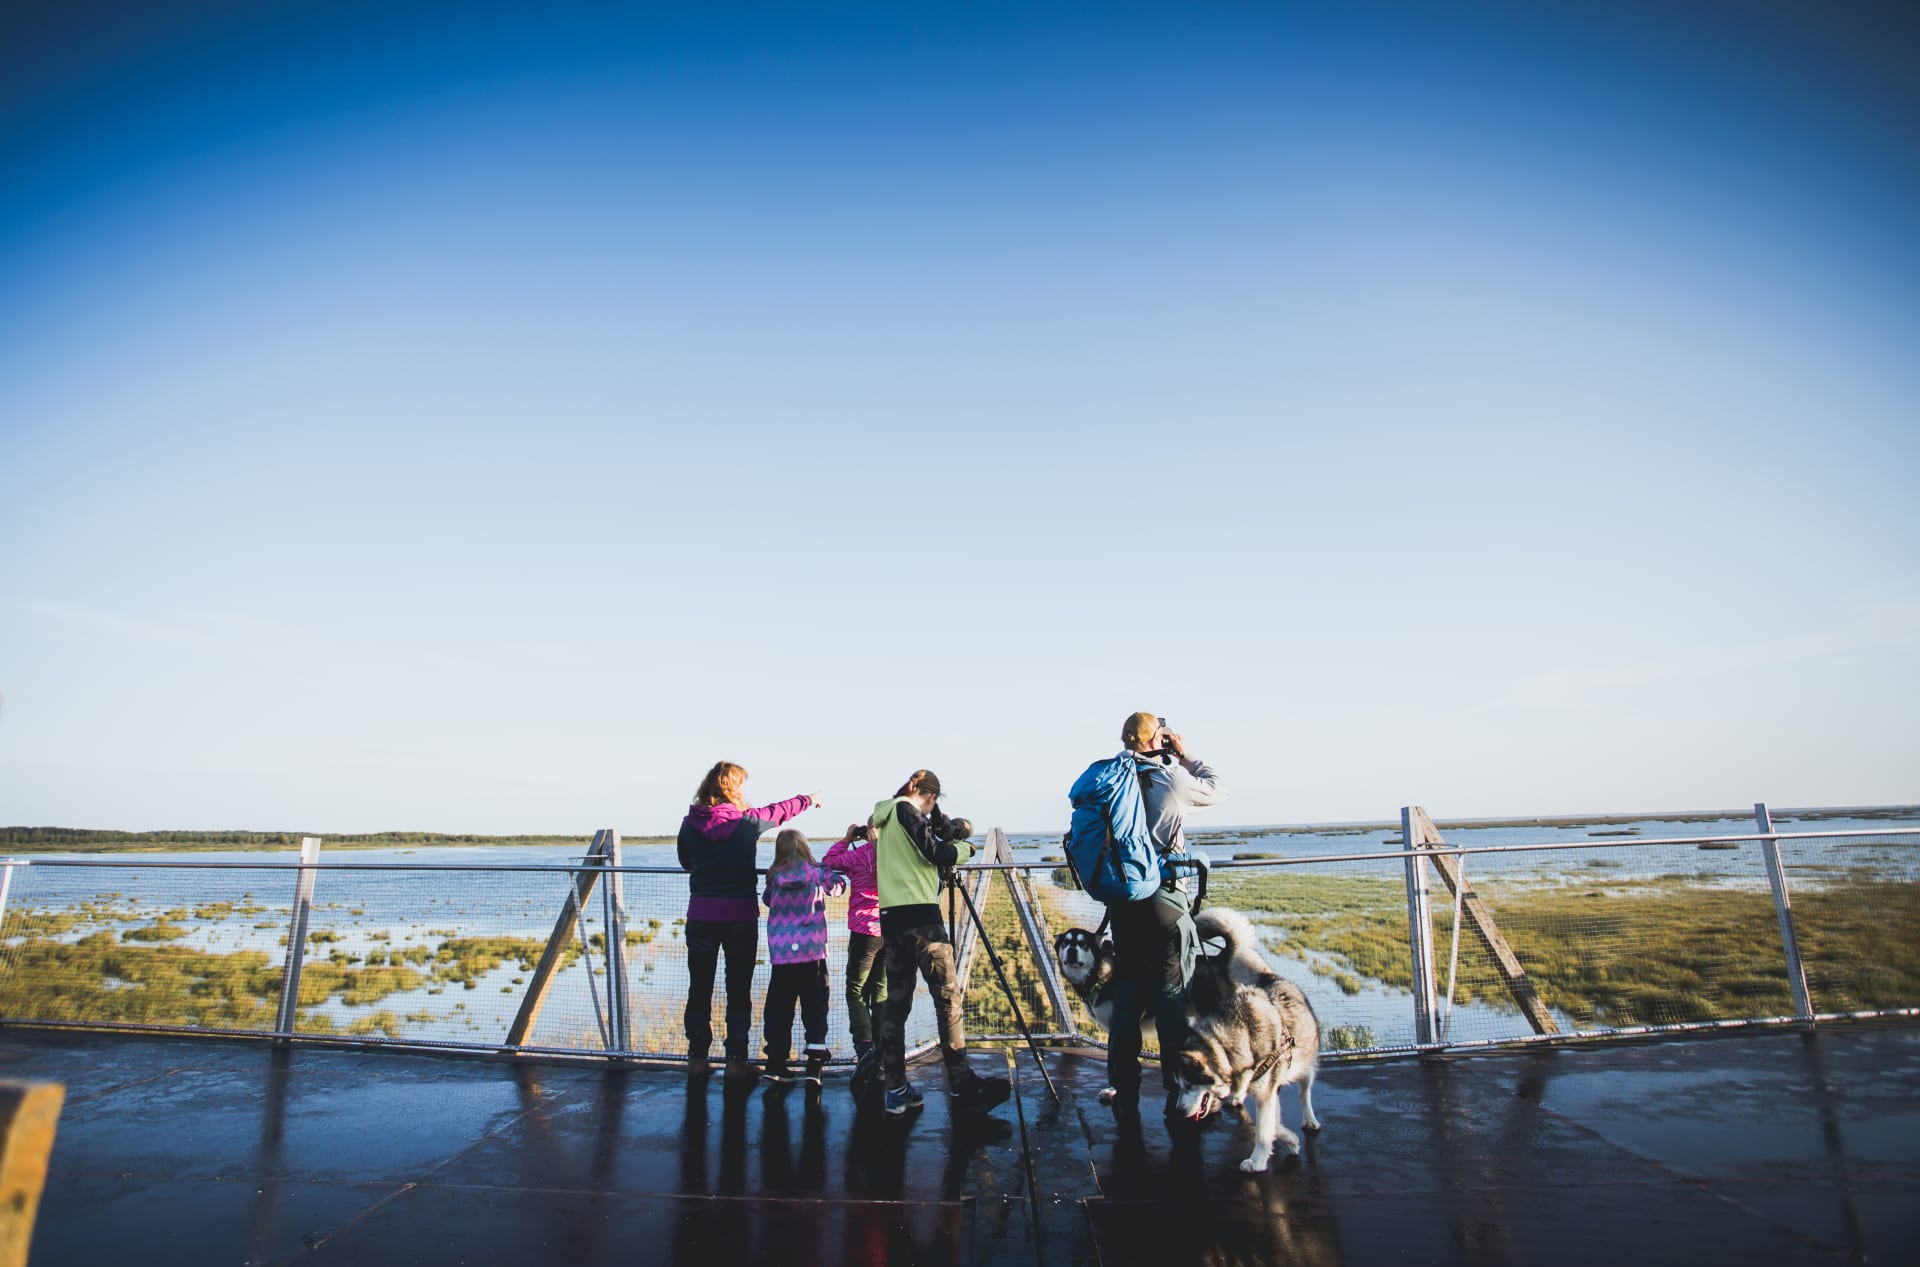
1054, 905, 1320, 1155
1168, 910, 1323, 1172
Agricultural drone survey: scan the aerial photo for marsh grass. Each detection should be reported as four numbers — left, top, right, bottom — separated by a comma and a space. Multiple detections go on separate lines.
1207, 869, 1920, 1028
0, 917, 581, 1034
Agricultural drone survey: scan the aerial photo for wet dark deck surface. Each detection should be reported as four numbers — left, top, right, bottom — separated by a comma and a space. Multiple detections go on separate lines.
12, 1022, 1919, 1266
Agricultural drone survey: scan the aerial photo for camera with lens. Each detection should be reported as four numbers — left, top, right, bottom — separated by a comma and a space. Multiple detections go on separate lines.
932, 814, 974, 887
848, 823, 872, 843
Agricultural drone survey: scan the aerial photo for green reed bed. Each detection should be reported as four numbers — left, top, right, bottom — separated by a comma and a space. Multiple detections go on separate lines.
1210, 870, 1920, 1028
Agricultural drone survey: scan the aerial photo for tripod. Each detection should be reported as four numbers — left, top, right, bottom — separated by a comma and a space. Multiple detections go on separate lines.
946, 869, 1059, 1102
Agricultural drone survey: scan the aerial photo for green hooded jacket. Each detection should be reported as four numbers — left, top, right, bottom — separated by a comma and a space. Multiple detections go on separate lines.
872, 796, 974, 911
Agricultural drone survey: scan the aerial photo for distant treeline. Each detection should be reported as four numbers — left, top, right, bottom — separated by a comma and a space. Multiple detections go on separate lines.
0, 828, 675, 853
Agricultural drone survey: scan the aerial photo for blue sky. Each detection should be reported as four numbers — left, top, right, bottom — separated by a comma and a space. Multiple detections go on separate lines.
3, 1, 1917, 835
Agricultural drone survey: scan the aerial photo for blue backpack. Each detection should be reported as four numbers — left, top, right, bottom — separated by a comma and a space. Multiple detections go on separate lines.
1065, 753, 1163, 903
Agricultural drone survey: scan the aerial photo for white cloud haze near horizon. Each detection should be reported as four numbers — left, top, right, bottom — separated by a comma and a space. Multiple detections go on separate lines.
2, 3, 1917, 836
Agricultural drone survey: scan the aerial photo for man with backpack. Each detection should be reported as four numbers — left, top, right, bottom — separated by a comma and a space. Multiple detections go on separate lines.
1067, 712, 1227, 1119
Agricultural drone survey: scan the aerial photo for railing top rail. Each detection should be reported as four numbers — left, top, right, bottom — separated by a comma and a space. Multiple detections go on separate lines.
3, 824, 1914, 874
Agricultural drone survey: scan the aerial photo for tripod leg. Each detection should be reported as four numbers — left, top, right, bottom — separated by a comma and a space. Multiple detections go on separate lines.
956, 878, 1059, 1102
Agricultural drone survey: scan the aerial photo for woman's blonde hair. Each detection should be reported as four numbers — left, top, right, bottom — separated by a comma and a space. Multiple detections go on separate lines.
772, 828, 815, 871
694, 761, 747, 808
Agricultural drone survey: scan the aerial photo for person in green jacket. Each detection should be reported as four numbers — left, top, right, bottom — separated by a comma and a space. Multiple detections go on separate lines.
872, 769, 1011, 1117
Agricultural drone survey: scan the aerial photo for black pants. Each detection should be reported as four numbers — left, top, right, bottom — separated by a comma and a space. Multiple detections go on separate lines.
1106, 884, 1196, 1098
685, 918, 758, 1061
880, 920, 970, 1087
845, 932, 887, 1047
763, 959, 831, 1067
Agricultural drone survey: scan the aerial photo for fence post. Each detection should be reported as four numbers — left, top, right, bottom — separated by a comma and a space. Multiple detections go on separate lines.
1401, 807, 1440, 1046
1755, 803, 1814, 1023
998, 829, 1078, 1039
603, 830, 630, 1053
273, 838, 322, 1040
0, 860, 20, 936
506, 830, 612, 1049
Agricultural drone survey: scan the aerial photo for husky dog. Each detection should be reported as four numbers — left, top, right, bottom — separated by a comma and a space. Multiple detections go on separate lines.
1169, 946, 1322, 1173
1054, 907, 1295, 1116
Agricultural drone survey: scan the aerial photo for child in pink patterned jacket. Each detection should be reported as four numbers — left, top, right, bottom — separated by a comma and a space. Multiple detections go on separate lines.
822, 822, 886, 1061
762, 828, 848, 1078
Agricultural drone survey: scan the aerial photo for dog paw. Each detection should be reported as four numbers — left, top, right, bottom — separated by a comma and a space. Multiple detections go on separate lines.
1238, 1157, 1269, 1173
1096, 1087, 1121, 1106
1302, 1117, 1323, 1133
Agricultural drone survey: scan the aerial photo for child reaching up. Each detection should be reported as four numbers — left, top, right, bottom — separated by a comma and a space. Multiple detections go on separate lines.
822, 822, 886, 1062
762, 828, 848, 1082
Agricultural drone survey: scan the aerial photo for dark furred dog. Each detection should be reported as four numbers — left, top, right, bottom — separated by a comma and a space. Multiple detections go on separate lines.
1053, 906, 1305, 1122
1168, 913, 1322, 1172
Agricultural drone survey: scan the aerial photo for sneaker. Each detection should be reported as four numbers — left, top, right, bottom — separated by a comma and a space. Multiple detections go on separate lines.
950, 1075, 1011, 1116
884, 1083, 926, 1116
724, 1059, 760, 1084
764, 1062, 793, 1083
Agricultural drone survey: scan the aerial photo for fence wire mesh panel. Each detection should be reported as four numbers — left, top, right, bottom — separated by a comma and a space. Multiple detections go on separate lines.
0, 855, 949, 1060
1421, 839, 1793, 1044
1, 828, 1914, 1063
956, 869, 1065, 1044
1206, 856, 1420, 1053
0, 858, 306, 1035
1779, 833, 1920, 1016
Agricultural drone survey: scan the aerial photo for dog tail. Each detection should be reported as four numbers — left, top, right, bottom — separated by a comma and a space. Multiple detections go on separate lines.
1193, 906, 1259, 958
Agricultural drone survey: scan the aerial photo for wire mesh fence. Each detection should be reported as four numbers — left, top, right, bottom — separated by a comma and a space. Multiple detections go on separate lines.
0, 826, 1913, 1063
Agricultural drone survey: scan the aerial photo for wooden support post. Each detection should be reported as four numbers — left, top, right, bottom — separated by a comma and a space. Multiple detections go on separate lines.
1402, 807, 1441, 1045
506, 831, 613, 1049
0, 1080, 62, 1267
1755, 803, 1814, 1022
273, 838, 321, 1040
1409, 808, 1560, 1036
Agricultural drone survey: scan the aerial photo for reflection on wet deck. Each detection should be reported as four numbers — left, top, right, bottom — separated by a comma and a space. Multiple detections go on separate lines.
15, 1022, 1920, 1265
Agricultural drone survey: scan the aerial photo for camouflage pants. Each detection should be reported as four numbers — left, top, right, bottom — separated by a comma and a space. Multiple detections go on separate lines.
879, 920, 968, 1087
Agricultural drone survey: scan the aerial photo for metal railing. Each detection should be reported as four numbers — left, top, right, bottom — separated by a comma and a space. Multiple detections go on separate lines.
0, 807, 1914, 1064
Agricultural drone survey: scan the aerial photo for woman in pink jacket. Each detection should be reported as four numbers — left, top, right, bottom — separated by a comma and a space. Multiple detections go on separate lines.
821, 822, 886, 1061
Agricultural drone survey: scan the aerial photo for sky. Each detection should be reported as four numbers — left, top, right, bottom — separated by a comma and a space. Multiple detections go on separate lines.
2, 1, 1917, 836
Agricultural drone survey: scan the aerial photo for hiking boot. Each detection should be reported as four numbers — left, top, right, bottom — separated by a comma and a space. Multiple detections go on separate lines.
884, 1083, 926, 1116
724, 1059, 760, 1085
950, 1074, 1011, 1116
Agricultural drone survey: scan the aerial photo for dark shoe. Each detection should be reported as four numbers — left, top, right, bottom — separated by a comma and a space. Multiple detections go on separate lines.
884, 1083, 926, 1116
724, 1059, 760, 1085
687, 1052, 710, 1077
951, 1074, 1011, 1116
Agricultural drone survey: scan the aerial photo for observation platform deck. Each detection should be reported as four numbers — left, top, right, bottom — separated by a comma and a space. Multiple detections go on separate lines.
13, 1022, 1918, 1266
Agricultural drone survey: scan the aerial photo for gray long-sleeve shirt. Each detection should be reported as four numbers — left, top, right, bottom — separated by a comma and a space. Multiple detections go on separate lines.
1131, 750, 1227, 860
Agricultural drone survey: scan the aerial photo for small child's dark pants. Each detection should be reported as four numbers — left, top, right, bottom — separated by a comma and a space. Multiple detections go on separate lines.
764, 959, 831, 1068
